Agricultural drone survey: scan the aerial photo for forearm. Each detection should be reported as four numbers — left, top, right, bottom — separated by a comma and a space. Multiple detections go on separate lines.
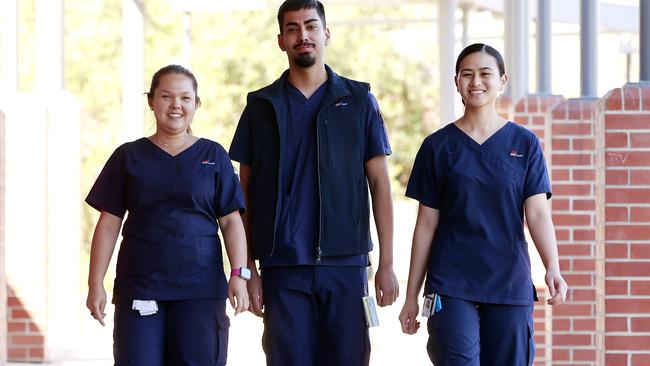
88, 212, 122, 287
371, 180, 394, 267
366, 156, 394, 267
219, 212, 248, 269
238, 164, 257, 269
525, 195, 561, 272
405, 224, 434, 301
405, 205, 439, 301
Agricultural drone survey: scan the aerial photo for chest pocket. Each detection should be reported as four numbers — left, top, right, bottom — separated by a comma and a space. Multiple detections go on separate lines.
445, 148, 525, 198
322, 111, 364, 166
192, 163, 217, 196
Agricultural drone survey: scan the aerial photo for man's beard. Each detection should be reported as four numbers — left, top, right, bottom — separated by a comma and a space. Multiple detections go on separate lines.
294, 53, 316, 68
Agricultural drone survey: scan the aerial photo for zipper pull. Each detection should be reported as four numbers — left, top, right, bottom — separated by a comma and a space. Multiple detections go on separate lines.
316, 246, 322, 263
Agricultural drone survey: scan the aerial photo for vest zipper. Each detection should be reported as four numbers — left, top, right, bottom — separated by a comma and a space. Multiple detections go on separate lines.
315, 115, 326, 263
269, 103, 282, 258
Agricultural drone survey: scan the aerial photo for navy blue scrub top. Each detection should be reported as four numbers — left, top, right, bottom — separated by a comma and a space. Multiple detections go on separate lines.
406, 122, 551, 305
86, 138, 245, 303
231, 80, 391, 268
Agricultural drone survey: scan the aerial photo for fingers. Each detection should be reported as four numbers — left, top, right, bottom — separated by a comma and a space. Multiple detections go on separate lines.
375, 281, 383, 305
250, 291, 264, 317
398, 311, 420, 335
229, 282, 250, 316
237, 292, 250, 315
547, 279, 557, 297
375, 282, 399, 307
547, 295, 560, 305
374, 268, 400, 307
228, 294, 237, 312
87, 299, 106, 327
546, 275, 568, 306
89, 308, 107, 327
247, 278, 264, 317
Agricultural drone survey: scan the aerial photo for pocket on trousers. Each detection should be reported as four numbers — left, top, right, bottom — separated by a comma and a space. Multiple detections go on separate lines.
527, 317, 536, 366
215, 311, 230, 365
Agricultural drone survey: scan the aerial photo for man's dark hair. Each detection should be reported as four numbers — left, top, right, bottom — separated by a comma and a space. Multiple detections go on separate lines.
277, 0, 326, 34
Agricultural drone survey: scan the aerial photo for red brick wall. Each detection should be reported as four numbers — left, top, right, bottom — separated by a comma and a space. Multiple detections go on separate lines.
602, 84, 650, 366
513, 95, 564, 147
6, 286, 44, 362
550, 98, 600, 366
513, 87, 650, 365
515, 96, 601, 365
533, 286, 551, 366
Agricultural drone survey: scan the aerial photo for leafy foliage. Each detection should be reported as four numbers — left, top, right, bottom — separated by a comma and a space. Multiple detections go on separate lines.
41, 1, 441, 265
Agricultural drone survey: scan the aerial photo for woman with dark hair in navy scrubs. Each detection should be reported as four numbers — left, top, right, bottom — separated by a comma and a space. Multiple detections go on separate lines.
85, 65, 249, 366
398, 44, 568, 365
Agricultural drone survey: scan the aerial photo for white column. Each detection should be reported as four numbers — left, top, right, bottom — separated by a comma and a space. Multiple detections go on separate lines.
46, 92, 82, 360
0, 1, 16, 357
461, 3, 470, 48
35, 0, 64, 90
640, 0, 649, 81
537, 0, 552, 94
0, 0, 19, 91
122, 0, 145, 141
439, 0, 458, 125
504, 0, 529, 103
0, 110, 6, 366
580, 0, 597, 97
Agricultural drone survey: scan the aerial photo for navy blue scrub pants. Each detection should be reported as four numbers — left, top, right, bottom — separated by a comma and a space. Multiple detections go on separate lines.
261, 266, 370, 366
113, 298, 229, 366
426, 297, 535, 366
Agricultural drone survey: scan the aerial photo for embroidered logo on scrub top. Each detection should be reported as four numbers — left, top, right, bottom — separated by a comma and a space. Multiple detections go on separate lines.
335, 101, 348, 107
509, 150, 524, 158
201, 160, 215, 165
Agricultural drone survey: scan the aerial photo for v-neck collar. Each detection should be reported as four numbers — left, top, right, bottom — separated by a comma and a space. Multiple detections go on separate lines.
286, 79, 327, 103
144, 137, 203, 159
450, 121, 511, 148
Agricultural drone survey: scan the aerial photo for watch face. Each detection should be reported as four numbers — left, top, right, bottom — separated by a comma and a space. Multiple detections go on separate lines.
240, 267, 252, 280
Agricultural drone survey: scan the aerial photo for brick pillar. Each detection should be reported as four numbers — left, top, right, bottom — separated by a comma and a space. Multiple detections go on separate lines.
514, 95, 565, 146
0, 109, 7, 365
550, 98, 600, 365
3, 95, 48, 362
600, 83, 650, 366
514, 94, 565, 366
2, 92, 81, 362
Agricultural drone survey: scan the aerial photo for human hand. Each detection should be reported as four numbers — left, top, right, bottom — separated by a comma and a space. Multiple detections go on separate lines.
247, 268, 264, 317
86, 283, 107, 327
228, 277, 250, 315
546, 269, 568, 305
398, 299, 421, 334
374, 265, 399, 307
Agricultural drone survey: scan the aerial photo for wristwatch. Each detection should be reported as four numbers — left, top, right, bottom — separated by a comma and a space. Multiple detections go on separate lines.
231, 267, 252, 281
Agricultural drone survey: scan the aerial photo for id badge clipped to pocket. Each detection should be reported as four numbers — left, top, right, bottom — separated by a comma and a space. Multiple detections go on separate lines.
421, 293, 441, 318
362, 296, 380, 327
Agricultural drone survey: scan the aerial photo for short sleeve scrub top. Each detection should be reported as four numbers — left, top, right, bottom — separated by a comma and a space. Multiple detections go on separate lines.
86, 138, 245, 303
406, 122, 551, 305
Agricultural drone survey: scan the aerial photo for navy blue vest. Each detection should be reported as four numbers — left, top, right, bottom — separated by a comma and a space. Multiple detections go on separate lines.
237, 66, 373, 260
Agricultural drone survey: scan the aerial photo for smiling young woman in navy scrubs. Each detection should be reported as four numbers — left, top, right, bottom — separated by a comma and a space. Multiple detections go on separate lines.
85, 65, 249, 366
398, 44, 568, 365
